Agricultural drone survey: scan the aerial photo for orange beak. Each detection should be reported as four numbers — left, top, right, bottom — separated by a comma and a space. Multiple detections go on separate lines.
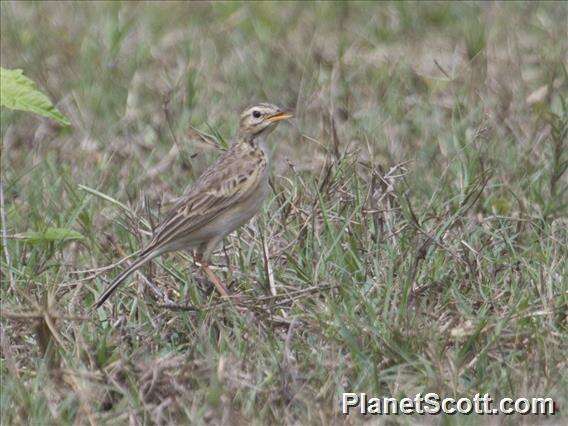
267, 111, 293, 123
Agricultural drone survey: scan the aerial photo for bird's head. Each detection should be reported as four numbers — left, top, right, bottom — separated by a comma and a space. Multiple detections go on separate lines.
238, 103, 293, 141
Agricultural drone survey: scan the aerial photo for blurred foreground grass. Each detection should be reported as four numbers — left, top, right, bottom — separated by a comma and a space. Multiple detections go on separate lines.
1, 2, 567, 424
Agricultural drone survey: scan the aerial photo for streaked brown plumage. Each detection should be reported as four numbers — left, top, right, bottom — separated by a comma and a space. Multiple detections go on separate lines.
94, 103, 292, 308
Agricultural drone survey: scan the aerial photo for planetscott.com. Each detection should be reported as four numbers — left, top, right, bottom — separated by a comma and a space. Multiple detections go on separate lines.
341, 393, 556, 416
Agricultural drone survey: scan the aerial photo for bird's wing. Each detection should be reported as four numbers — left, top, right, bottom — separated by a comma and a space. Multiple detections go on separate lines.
148, 144, 265, 252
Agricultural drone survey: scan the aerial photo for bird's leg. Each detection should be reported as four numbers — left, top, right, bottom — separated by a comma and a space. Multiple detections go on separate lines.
194, 253, 231, 299
202, 262, 231, 299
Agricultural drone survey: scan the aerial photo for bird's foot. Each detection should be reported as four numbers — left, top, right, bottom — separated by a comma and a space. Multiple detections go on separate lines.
198, 261, 248, 312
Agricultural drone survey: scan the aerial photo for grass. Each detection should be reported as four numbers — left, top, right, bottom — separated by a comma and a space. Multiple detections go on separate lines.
1, 1, 567, 424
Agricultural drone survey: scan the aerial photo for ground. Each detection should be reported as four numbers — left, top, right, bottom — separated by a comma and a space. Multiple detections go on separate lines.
1, 2, 566, 425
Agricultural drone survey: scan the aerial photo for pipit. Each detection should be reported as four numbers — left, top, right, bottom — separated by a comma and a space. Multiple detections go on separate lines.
94, 103, 292, 308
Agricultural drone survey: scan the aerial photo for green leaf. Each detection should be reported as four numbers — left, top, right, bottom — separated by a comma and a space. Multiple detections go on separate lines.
14, 227, 84, 244
0, 67, 70, 126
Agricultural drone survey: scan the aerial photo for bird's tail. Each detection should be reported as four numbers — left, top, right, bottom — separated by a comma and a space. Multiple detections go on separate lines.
93, 250, 159, 309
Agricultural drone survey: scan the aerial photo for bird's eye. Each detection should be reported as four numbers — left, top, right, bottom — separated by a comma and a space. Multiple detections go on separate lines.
252, 110, 261, 118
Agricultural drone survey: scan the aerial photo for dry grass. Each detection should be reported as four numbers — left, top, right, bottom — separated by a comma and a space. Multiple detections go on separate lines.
1, 2, 567, 425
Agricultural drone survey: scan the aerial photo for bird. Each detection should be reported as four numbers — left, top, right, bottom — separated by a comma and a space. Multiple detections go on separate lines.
94, 103, 293, 308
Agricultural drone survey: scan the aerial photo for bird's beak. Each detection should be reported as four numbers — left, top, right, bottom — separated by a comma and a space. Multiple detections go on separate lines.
267, 111, 293, 123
